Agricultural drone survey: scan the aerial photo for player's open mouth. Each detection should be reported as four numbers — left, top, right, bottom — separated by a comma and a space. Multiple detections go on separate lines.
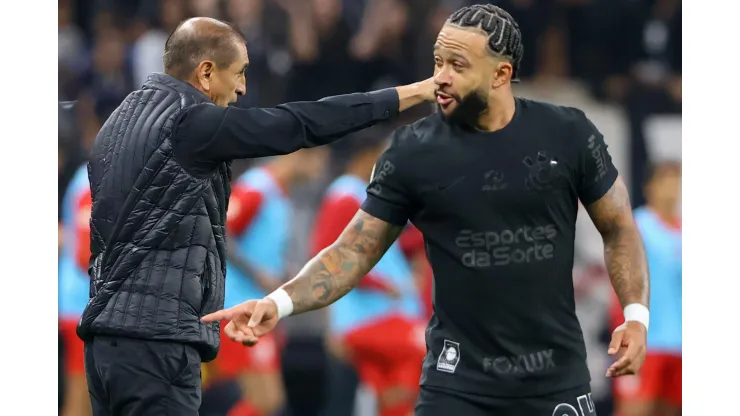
436, 92, 454, 107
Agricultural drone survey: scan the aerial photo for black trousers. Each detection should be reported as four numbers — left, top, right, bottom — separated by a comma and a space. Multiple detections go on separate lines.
415, 384, 597, 416
84, 335, 202, 416
281, 335, 328, 416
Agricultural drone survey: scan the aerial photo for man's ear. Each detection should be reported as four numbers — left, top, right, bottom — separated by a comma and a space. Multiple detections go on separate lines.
492, 61, 513, 88
195, 60, 216, 91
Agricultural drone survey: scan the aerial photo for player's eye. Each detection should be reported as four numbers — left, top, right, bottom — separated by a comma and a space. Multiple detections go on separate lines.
453, 62, 464, 72
434, 58, 443, 67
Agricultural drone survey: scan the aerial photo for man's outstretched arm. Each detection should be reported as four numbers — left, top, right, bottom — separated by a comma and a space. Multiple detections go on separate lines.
283, 209, 404, 314
174, 80, 434, 162
586, 176, 650, 377
585, 177, 649, 308
200, 209, 403, 345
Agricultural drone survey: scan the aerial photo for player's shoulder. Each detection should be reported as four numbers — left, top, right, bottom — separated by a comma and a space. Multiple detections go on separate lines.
518, 97, 591, 127
518, 98, 601, 150
326, 175, 366, 201
236, 167, 270, 191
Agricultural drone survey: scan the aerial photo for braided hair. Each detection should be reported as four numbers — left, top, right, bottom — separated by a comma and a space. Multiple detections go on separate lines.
446, 4, 524, 82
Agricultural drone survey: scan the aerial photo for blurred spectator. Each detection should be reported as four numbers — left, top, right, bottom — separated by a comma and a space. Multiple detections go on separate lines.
131, 0, 189, 88
58, 102, 84, 216
348, 0, 415, 89
611, 162, 682, 416
280, 0, 361, 100
228, 0, 271, 107
191, 0, 223, 19
77, 27, 132, 145
59, 0, 86, 98
623, 0, 681, 207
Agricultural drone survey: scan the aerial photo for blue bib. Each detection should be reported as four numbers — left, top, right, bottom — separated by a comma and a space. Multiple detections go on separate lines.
224, 168, 291, 308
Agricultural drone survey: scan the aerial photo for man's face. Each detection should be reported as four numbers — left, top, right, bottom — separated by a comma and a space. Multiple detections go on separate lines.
207, 41, 249, 107
433, 25, 495, 126
446, 347, 457, 361
646, 167, 681, 209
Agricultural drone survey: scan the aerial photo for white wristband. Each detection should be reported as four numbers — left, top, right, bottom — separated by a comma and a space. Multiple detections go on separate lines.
266, 288, 294, 319
622, 303, 650, 331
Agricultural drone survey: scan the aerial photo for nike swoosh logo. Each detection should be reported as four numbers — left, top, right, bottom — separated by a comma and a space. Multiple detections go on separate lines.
436, 176, 465, 191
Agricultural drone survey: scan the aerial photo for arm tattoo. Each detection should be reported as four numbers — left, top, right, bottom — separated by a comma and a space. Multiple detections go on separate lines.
282, 210, 404, 314
585, 177, 650, 307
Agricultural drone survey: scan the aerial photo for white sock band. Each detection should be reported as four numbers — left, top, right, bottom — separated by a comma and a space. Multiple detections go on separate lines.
622, 303, 650, 331
266, 288, 294, 319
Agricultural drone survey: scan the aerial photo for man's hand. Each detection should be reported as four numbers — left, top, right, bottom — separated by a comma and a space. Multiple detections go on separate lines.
201, 298, 280, 346
396, 77, 436, 111
606, 321, 647, 377
418, 77, 437, 102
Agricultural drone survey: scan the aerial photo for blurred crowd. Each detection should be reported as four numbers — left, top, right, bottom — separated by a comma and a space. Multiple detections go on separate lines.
58, 0, 681, 415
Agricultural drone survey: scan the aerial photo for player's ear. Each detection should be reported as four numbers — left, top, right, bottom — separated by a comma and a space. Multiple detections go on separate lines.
492, 61, 513, 88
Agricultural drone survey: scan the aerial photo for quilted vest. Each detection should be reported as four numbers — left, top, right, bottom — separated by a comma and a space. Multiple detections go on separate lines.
78, 73, 230, 361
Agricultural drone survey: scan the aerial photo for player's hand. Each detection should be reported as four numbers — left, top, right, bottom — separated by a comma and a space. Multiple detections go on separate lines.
419, 77, 436, 102
201, 298, 280, 346
606, 321, 647, 377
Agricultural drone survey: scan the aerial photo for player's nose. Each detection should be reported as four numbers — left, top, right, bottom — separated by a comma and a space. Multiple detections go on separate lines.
434, 69, 452, 86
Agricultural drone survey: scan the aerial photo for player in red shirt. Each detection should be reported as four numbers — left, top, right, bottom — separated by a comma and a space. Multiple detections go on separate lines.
207, 147, 329, 416
611, 163, 682, 416
398, 224, 434, 319
59, 169, 93, 416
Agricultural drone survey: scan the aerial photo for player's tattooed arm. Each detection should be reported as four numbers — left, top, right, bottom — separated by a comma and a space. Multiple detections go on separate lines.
282, 210, 404, 314
585, 176, 650, 307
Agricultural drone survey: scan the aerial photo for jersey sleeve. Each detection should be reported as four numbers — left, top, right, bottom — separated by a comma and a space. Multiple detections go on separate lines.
75, 188, 93, 272
313, 194, 394, 293
361, 128, 417, 225
227, 185, 264, 236
574, 111, 619, 205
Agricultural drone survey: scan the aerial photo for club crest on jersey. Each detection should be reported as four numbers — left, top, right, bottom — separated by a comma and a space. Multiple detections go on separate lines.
522, 151, 563, 191
436, 339, 461, 374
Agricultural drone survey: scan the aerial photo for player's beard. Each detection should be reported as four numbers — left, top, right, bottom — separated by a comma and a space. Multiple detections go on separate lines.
437, 88, 489, 130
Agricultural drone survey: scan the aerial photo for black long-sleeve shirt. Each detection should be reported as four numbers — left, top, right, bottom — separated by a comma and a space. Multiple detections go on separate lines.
171, 88, 400, 176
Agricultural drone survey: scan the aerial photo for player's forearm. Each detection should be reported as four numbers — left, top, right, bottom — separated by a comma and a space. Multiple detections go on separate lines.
602, 224, 650, 307
282, 244, 376, 314
280, 210, 403, 315
586, 178, 650, 308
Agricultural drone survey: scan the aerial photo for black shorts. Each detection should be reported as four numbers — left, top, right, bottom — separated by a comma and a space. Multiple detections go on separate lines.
415, 384, 597, 416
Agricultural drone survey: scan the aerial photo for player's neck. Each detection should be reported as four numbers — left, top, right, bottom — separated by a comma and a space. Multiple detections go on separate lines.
263, 163, 293, 194
477, 93, 516, 132
346, 159, 372, 182
648, 203, 679, 227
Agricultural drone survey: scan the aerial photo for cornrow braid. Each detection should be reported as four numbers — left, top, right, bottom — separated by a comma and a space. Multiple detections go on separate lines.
447, 3, 524, 82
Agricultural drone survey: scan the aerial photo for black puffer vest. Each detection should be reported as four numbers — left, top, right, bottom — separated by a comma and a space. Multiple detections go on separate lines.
78, 73, 229, 361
